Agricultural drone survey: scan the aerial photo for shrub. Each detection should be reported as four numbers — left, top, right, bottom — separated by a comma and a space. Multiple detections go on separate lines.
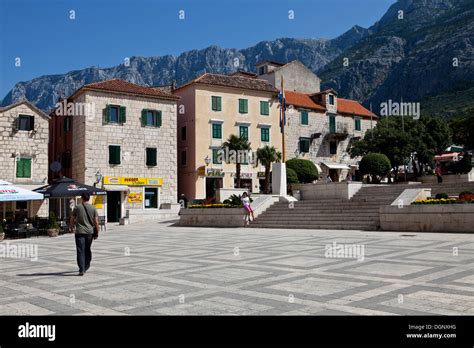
459, 191, 474, 200
48, 211, 59, 229
359, 153, 391, 184
435, 193, 449, 199
286, 167, 299, 185
222, 194, 253, 207
286, 159, 318, 184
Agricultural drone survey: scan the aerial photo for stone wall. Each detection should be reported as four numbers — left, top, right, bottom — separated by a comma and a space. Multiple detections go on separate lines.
294, 181, 363, 200
0, 103, 49, 184
380, 204, 474, 233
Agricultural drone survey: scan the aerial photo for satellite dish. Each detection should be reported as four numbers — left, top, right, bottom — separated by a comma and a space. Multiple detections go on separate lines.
50, 161, 62, 172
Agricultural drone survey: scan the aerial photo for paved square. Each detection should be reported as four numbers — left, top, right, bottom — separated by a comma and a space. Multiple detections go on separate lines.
1, 220, 473, 315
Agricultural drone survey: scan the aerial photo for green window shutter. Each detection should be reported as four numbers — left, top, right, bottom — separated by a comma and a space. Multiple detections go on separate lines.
16, 159, 23, 178
212, 124, 221, 139
146, 148, 157, 166
119, 106, 126, 123
239, 126, 248, 139
212, 149, 222, 164
239, 99, 248, 113
156, 111, 162, 127
261, 128, 269, 142
16, 158, 31, 178
355, 118, 361, 131
141, 109, 147, 127
301, 111, 308, 125
109, 145, 121, 165
329, 115, 336, 133
212, 96, 222, 111
104, 105, 111, 123
260, 101, 269, 115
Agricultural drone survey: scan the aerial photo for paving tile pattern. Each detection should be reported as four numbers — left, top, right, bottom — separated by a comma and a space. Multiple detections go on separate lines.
1, 221, 473, 315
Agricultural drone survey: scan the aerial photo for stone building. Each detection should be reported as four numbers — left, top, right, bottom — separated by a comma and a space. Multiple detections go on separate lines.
256, 60, 377, 182
50, 79, 180, 223
173, 73, 282, 201
0, 100, 50, 219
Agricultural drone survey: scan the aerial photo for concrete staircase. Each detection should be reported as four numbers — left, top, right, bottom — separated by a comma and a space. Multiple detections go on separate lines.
252, 185, 408, 230
251, 182, 474, 231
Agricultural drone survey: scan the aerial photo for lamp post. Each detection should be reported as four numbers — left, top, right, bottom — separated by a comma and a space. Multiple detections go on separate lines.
94, 170, 103, 187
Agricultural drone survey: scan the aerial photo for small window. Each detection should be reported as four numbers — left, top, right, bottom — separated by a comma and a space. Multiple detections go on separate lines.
328, 94, 335, 105
109, 145, 121, 165
260, 127, 270, 142
260, 101, 269, 115
329, 115, 336, 133
239, 99, 248, 114
144, 187, 158, 209
141, 109, 162, 127
181, 126, 186, 141
211, 96, 222, 111
258, 66, 265, 75
212, 149, 222, 164
299, 138, 310, 153
329, 141, 338, 155
239, 125, 248, 140
146, 147, 157, 166
355, 117, 361, 131
63, 117, 71, 133
181, 150, 187, 166
17, 115, 34, 131
300, 111, 309, 125
104, 105, 126, 124
212, 123, 222, 139
16, 157, 32, 178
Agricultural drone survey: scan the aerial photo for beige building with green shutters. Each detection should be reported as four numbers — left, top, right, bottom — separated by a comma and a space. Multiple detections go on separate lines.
51, 79, 180, 223
0, 100, 50, 219
173, 72, 282, 201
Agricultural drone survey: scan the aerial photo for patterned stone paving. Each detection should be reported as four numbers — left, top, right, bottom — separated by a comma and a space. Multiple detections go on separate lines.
0, 220, 473, 315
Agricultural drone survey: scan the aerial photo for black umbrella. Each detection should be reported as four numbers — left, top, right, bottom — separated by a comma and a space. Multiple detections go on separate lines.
33, 177, 107, 198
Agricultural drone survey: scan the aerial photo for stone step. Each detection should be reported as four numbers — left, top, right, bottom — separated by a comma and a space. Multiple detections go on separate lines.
256, 216, 378, 222
250, 222, 378, 231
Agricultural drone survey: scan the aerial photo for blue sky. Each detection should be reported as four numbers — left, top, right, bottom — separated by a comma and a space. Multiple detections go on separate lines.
0, 0, 395, 98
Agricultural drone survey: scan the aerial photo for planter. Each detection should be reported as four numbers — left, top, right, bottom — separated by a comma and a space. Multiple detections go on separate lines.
47, 228, 59, 237
0, 232, 4, 242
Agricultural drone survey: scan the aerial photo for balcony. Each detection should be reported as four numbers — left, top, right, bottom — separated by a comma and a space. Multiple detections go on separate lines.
326, 122, 349, 140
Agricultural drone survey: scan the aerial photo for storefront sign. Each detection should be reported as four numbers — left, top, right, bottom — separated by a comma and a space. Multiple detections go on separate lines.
230, 172, 253, 178
103, 176, 162, 186
128, 193, 143, 203
206, 169, 225, 177
92, 195, 104, 209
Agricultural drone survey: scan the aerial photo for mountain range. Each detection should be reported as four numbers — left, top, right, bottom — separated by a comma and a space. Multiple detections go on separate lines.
2, 0, 473, 118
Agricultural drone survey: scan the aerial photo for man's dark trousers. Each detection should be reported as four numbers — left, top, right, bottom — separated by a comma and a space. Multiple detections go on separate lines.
75, 234, 93, 273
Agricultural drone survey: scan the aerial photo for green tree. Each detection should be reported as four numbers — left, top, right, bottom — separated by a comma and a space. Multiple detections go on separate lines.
449, 116, 474, 150
286, 167, 299, 185
286, 159, 318, 183
359, 153, 391, 184
256, 145, 281, 194
222, 134, 251, 189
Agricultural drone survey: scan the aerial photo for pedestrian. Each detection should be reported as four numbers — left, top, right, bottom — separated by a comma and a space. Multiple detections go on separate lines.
70, 193, 99, 276
241, 192, 254, 224
346, 172, 352, 182
326, 174, 333, 183
435, 163, 443, 184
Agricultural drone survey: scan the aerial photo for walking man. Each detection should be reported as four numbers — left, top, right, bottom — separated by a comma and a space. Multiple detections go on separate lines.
70, 193, 99, 276
435, 163, 443, 184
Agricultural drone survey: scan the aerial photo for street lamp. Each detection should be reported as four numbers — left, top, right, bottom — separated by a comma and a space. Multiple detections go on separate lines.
94, 170, 103, 187
204, 155, 211, 166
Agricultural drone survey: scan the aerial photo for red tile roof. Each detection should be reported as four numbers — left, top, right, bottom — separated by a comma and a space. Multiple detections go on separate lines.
75, 79, 179, 100
285, 91, 325, 111
285, 90, 376, 118
174, 73, 277, 93
338, 98, 375, 118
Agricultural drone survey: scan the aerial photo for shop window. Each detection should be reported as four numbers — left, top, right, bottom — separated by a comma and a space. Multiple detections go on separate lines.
144, 188, 158, 209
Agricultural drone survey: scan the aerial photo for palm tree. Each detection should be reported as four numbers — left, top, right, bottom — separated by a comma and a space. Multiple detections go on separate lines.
222, 134, 251, 188
257, 145, 282, 194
